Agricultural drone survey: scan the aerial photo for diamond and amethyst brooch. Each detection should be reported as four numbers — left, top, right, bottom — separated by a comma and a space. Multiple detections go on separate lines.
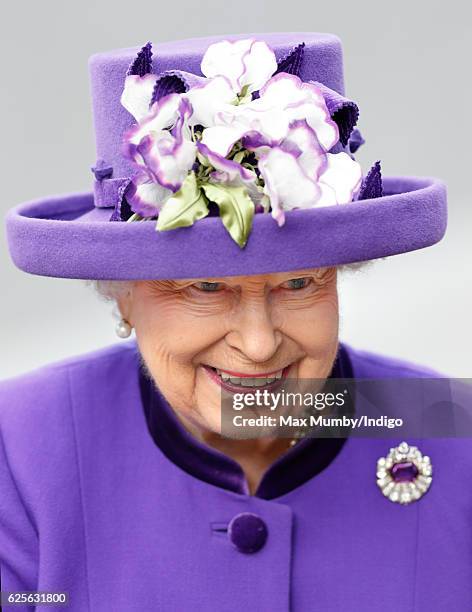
376, 441, 433, 505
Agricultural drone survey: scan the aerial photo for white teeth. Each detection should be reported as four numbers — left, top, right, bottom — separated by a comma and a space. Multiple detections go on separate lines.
212, 367, 285, 387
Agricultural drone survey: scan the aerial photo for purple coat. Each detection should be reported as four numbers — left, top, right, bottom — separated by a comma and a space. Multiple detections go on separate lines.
1, 340, 471, 611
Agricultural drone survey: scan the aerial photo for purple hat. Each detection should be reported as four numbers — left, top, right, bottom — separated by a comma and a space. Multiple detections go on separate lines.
5, 32, 447, 280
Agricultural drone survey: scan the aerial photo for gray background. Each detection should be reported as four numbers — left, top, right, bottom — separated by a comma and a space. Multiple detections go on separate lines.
1, 0, 470, 379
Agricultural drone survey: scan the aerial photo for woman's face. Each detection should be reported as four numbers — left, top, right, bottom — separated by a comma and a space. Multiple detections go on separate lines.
119, 267, 339, 433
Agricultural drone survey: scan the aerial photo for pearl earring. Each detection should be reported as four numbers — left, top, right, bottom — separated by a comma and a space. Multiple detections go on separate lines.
115, 318, 132, 338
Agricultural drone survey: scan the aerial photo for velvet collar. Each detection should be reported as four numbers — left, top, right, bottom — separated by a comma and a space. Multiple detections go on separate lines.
138, 343, 354, 499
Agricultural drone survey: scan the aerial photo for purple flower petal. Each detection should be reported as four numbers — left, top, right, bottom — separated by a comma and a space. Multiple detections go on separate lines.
358, 161, 383, 200
200, 124, 248, 157
126, 171, 172, 217
197, 142, 254, 182
242, 131, 273, 150
255, 74, 339, 151
136, 98, 196, 192
150, 70, 207, 105
122, 93, 182, 163
310, 81, 359, 146
282, 119, 327, 180
348, 128, 365, 154
275, 42, 305, 77
127, 42, 153, 77
185, 75, 236, 129
258, 147, 322, 226
197, 142, 263, 205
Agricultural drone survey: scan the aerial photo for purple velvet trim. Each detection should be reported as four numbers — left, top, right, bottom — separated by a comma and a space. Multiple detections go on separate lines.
94, 177, 130, 209
228, 513, 268, 553
5, 176, 447, 279
311, 81, 359, 146
109, 178, 132, 221
275, 42, 305, 77
127, 42, 153, 77
348, 128, 365, 154
150, 70, 206, 105
328, 141, 348, 154
358, 161, 383, 201
91, 159, 113, 181
138, 343, 352, 500
151, 73, 186, 105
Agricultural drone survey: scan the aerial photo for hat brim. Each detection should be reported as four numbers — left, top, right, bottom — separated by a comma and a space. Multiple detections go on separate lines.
5, 176, 447, 280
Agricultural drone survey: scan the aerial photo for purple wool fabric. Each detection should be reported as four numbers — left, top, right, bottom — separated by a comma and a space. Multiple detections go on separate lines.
4, 32, 449, 279
93, 177, 129, 209
90, 159, 113, 181
0, 340, 471, 611
5, 176, 447, 280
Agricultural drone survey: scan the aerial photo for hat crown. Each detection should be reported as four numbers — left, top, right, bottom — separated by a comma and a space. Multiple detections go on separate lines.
88, 32, 345, 181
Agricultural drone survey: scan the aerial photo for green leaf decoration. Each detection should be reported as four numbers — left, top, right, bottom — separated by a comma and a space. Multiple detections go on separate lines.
201, 183, 255, 248
126, 212, 143, 222
232, 151, 245, 164
156, 172, 209, 232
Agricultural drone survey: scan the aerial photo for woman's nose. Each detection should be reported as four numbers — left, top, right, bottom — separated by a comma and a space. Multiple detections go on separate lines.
225, 300, 282, 363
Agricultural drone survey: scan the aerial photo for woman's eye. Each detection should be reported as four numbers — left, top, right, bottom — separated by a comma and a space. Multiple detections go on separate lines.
281, 277, 312, 290
193, 281, 225, 292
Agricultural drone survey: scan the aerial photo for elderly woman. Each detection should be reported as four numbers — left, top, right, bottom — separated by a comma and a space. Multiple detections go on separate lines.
1, 33, 471, 612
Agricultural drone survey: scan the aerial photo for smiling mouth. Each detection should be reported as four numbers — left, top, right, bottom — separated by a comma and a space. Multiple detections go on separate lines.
202, 364, 293, 391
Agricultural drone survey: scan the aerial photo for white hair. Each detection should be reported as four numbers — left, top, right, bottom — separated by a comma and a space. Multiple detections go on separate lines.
85, 279, 133, 302
83, 280, 132, 323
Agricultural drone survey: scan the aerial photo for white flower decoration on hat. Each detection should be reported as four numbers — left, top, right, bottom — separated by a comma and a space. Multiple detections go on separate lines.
201, 38, 277, 95
123, 95, 197, 217
120, 38, 364, 247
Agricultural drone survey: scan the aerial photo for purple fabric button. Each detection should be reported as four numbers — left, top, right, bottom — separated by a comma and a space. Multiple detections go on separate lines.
390, 461, 419, 482
228, 512, 268, 554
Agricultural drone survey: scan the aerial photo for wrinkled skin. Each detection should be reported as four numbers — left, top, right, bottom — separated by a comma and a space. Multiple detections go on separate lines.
118, 267, 339, 492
